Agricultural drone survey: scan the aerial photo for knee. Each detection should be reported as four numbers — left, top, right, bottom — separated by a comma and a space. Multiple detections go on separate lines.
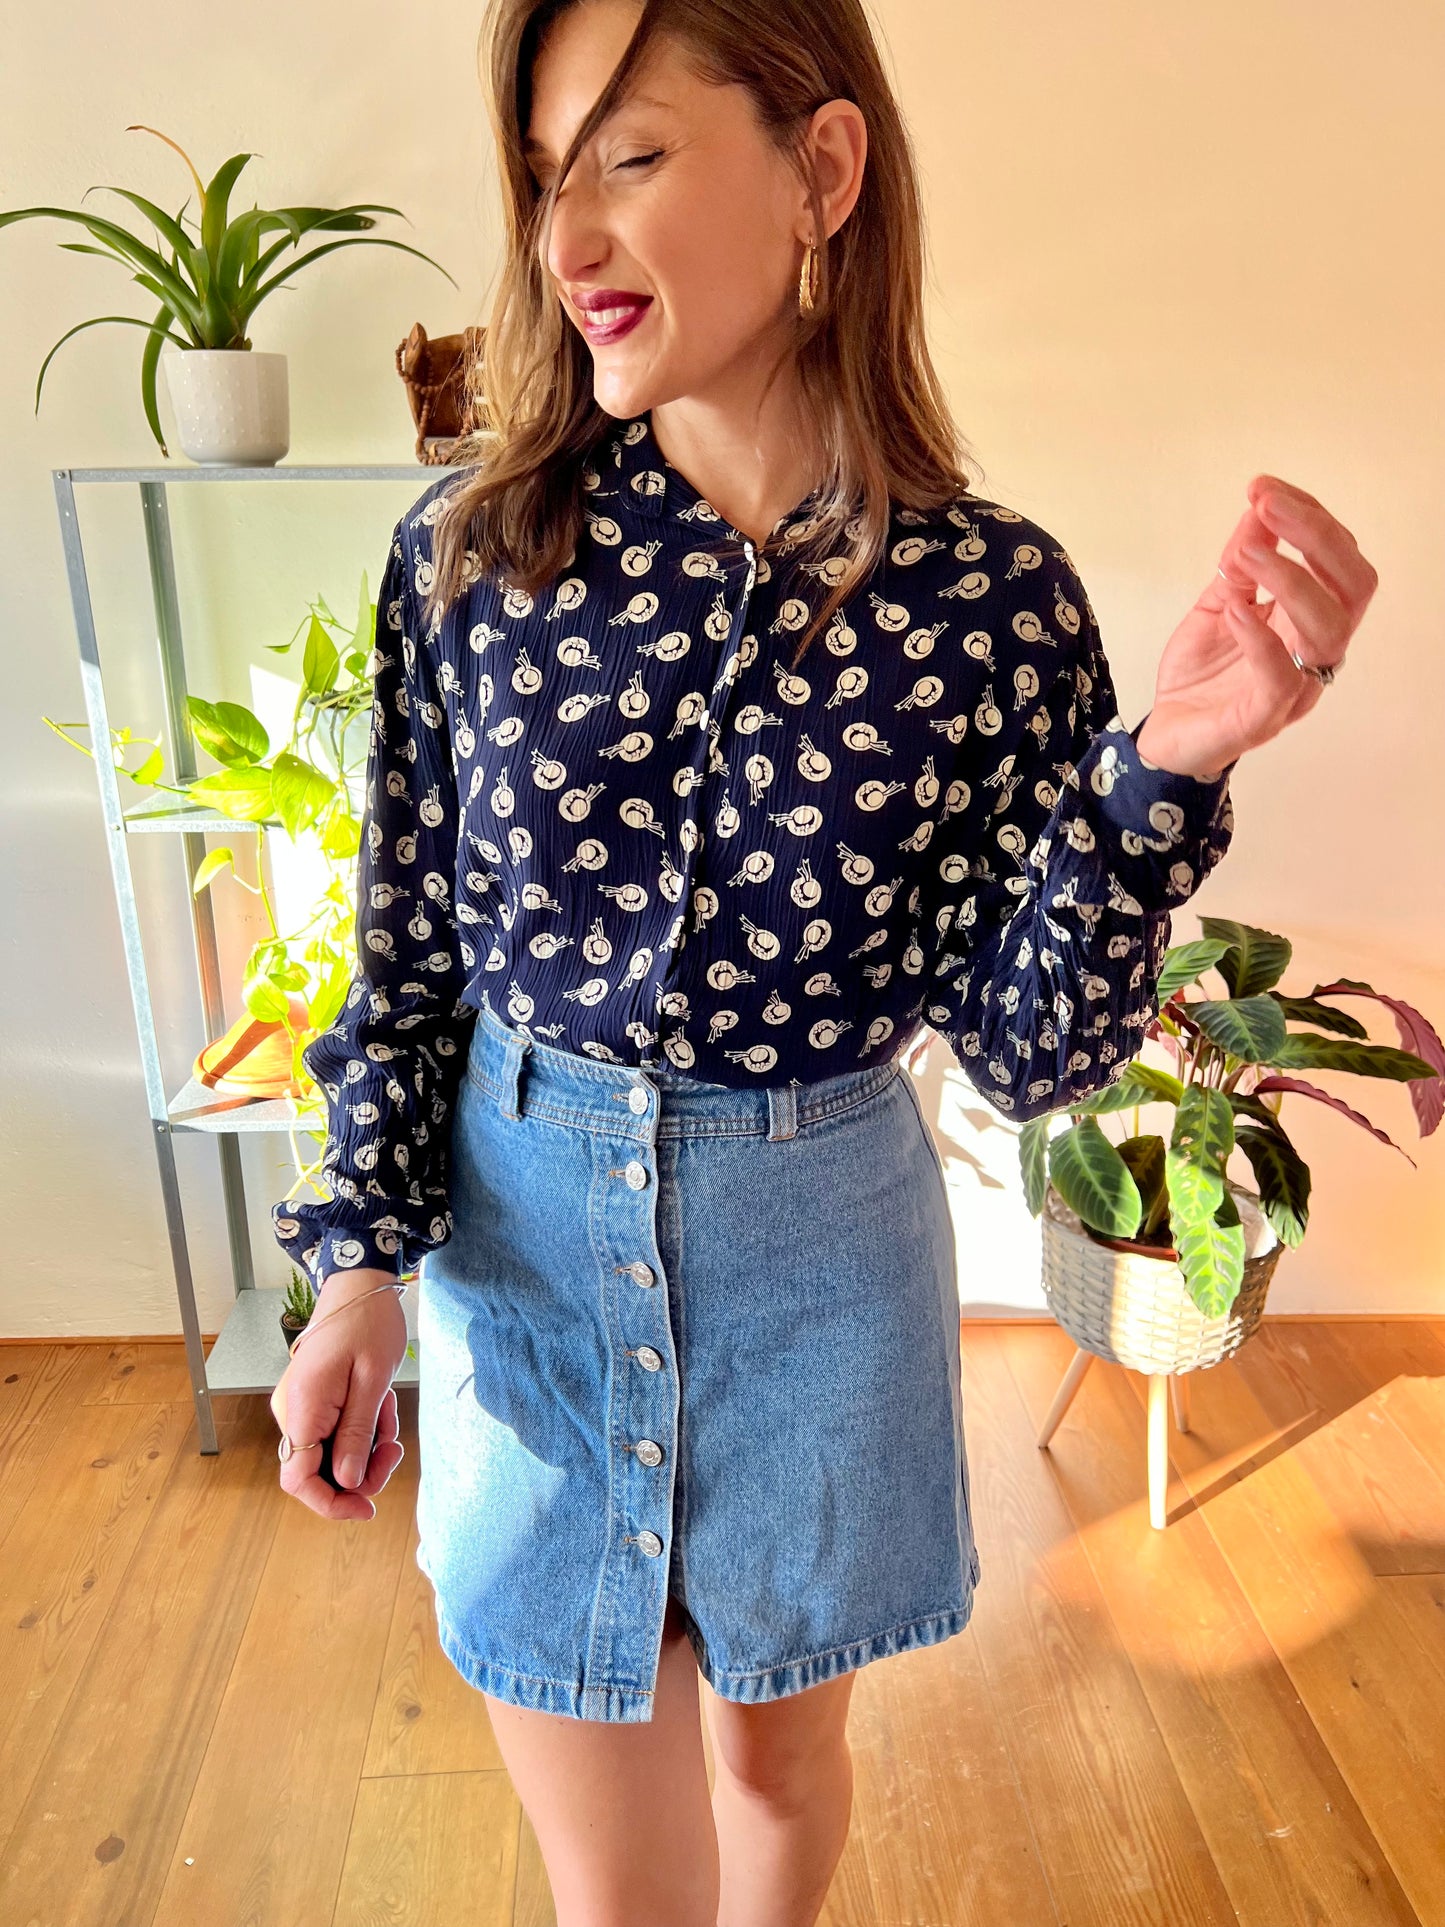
712, 1703, 854, 1811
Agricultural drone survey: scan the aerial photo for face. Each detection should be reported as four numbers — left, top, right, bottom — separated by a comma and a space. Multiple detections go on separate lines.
524, 0, 812, 418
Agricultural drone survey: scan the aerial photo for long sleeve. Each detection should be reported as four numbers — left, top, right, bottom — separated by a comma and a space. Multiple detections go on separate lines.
271, 502, 477, 1288
915, 535, 1236, 1121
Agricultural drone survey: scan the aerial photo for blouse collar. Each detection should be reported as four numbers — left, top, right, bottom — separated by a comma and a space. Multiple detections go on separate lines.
594, 408, 827, 546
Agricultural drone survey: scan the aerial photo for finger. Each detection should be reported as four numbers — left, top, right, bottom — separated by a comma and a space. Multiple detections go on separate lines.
1216, 502, 1275, 595
330, 1366, 398, 1492
1223, 594, 1323, 720
1237, 541, 1351, 663
1246, 475, 1379, 616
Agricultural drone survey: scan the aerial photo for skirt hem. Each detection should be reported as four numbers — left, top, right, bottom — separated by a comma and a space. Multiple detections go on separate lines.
430, 1571, 981, 1724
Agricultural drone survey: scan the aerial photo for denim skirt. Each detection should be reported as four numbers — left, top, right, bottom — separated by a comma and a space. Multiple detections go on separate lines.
414, 996, 981, 1724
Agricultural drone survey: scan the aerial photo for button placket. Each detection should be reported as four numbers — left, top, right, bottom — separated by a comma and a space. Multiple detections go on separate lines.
604, 1074, 678, 1594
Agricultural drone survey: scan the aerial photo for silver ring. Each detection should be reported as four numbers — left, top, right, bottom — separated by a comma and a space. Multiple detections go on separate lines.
1290, 648, 1337, 686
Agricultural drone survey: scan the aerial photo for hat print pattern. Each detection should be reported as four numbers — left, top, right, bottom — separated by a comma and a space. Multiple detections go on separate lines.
272, 411, 1235, 1288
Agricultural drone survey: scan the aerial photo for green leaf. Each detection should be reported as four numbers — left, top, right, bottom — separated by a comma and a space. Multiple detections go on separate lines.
1265, 1034, 1437, 1082
1172, 1187, 1247, 1319
1018, 1117, 1051, 1217
1198, 916, 1292, 998
1156, 938, 1233, 1002
1115, 1061, 1186, 1107
242, 234, 458, 313
1164, 1086, 1234, 1263
1191, 994, 1288, 1065
1269, 993, 1369, 1040
318, 807, 362, 860
191, 846, 235, 894
271, 750, 336, 838
301, 614, 340, 698
1117, 1132, 1168, 1231
1069, 1074, 1147, 1116
242, 972, 292, 1024
32, 312, 191, 418
1048, 1116, 1142, 1238
188, 695, 269, 765
186, 766, 275, 822
129, 744, 165, 787
1234, 1125, 1311, 1249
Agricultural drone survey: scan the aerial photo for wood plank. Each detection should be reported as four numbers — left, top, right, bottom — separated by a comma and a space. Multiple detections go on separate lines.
333, 1769, 520, 1927
1003, 1322, 1416, 1927
81, 1338, 197, 1407
1128, 1332, 1445, 1922
0, 1344, 96, 1553
1237, 1324, 1445, 1580
829, 1593, 1061, 1927
0, 1392, 196, 1847
962, 1326, 1238, 1925
146, 1405, 418, 1927
0, 1397, 282, 1927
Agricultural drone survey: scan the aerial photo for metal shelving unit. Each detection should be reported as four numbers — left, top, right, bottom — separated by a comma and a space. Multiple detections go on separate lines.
53, 462, 434, 1453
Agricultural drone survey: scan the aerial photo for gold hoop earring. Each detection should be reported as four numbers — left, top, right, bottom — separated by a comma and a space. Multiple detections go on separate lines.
798, 239, 819, 315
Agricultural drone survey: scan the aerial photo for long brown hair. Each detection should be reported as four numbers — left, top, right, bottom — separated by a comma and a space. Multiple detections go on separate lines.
424, 0, 987, 667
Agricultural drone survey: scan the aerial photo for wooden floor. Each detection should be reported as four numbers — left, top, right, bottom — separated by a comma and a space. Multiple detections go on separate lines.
1, 1318, 1443, 1926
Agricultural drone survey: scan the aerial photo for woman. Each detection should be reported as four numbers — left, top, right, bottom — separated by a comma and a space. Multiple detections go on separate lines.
270, 1, 1375, 1921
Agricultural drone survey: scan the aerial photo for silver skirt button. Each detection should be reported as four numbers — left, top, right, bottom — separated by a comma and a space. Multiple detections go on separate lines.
634, 1344, 663, 1370
628, 1084, 650, 1114
635, 1438, 664, 1467
629, 1262, 656, 1288
624, 1159, 649, 1189
636, 1530, 664, 1557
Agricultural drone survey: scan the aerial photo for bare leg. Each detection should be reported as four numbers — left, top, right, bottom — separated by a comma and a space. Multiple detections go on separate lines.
704, 1667, 858, 1927
481, 1596, 719, 1927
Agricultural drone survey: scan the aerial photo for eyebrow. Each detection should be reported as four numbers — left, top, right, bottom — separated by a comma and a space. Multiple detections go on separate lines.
524, 93, 677, 161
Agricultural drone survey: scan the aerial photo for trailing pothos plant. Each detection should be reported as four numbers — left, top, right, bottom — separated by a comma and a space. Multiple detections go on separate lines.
45, 566, 379, 1175
1018, 917, 1443, 1320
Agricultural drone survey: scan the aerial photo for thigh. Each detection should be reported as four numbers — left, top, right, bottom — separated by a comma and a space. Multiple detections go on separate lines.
481, 1597, 719, 1927
703, 1668, 858, 1803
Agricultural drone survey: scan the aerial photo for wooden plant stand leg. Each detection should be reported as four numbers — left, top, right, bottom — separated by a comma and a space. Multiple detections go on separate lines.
1036, 1345, 1096, 1449
1147, 1373, 1176, 1530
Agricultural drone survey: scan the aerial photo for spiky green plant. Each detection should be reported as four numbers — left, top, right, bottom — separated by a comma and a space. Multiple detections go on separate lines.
0, 124, 456, 453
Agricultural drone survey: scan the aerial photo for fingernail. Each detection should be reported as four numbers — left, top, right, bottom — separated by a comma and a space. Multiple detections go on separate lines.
1241, 542, 1270, 563
339, 1458, 362, 1488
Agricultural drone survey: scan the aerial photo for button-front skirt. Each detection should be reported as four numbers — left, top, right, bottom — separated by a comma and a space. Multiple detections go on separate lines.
415, 996, 981, 1724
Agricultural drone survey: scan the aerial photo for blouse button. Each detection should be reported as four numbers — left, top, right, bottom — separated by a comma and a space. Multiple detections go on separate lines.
634, 1345, 663, 1370
636, 1530, 664, 1557
624, 1159, 649, 1189
635, 1438, 664, 1467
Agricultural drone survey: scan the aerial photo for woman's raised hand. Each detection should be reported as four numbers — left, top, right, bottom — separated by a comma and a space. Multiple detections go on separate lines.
1133, 474, 1379, 780
270, 1268, 410, 1520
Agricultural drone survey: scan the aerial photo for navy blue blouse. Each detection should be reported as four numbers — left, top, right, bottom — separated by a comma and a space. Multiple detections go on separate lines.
272, 410, 1236, 1288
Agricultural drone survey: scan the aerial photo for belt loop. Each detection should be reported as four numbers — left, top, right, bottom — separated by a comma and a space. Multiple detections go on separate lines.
500, 1029, 529, 1120
766, 1083, 798, 1142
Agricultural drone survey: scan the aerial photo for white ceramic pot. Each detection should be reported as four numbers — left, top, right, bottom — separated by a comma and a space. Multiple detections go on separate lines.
162, 348, 290, 465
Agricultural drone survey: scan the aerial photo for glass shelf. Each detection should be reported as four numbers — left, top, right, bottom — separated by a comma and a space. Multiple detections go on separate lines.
121, 791, 284, 835
57, 461, 444, 484
166, 1072, 328, 1136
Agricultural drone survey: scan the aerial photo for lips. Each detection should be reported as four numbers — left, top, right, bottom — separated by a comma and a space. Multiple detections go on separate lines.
578, 296, 653, 345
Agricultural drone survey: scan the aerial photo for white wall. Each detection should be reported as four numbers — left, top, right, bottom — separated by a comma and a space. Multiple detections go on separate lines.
3, 0, 1440, 1335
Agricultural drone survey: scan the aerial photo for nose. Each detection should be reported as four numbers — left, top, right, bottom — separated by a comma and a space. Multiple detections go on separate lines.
541, 181, 611, 299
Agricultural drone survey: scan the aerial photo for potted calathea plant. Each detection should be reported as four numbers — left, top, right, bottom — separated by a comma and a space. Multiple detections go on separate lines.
1, 124, 455, 464
44, 564, 420, 1355
1024, 916, 1442, 1374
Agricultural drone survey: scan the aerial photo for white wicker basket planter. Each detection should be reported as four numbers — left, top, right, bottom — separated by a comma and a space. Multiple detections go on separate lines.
1036, 1180, 1286, 1528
